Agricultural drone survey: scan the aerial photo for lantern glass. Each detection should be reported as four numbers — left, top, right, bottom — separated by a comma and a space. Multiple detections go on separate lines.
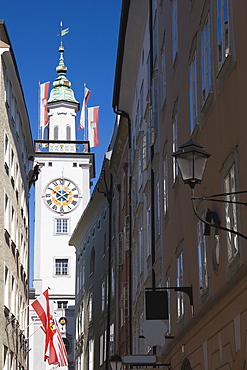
173, 140, 210, 188
109, 354, 122, 370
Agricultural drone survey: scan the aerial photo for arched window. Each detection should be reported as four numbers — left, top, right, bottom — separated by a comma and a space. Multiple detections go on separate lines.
66, 125, 71, 141
54, 126, 59, 140
181, 358, 192, 370
90, 247, 95, 275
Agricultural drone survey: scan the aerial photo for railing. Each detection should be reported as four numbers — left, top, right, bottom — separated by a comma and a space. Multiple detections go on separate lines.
34, 140, 90, 154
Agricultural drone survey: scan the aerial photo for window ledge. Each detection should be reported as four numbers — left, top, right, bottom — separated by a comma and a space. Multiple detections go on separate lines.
201, 91, 214, 115
217, 54, 235, 92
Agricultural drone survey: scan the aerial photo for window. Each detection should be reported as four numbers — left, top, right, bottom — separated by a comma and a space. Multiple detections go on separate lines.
66, 125, 71, 140
11, 276, 16, 315
217, 0, 230, 68
90, 248, 95, 274
88, 339, 94, 370
103, 233, 106, 257
224, 163, 238, 262
109, 323, 114, 355
171, 0, 178, 62
88, 292, 93, 322
201, 14, 212, 102
164, 154, 168, 214
197, 220, 208, 291
142, 133, 147, 171
172, 109, 178, 182
140, 81, 144, 119
161, 44, 167, 105
54, 126, 59, 140
4, 266, 9, 308
55, 218, 69, 234
3, 345, 8, 370
55, 259, 68, 275
57, 301, 68, 309
155, 182, 161, 236
177, 251, 184, 317
189, 51, 199, 132
100, 334, 104, 366
10, 149, 15, 179
4, 134, 9, 171
111, 265, 115, 297
153, 10, 158, 62
147, 208, 151, 256
139, 226, 144, 271
101, 278, 105, 311
152, 76, 160, 132
212, 227, 220, 271
166, 277, 171, 334
4, 193, 10, 233
124, 215, 130, 251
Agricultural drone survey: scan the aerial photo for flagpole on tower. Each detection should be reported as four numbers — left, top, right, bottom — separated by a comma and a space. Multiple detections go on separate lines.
84, 82, 87, 141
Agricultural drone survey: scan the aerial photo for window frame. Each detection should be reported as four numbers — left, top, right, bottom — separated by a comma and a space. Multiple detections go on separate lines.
223, 163, 239, 262
189, 50, 199, 132
201, 13, 212, 103
217, 0, 230, 69
177, 250, 184, 318
55, 218, 69, 234
54, 258, 69, 276
197, 219, 208, 292
171, 0, 178, 63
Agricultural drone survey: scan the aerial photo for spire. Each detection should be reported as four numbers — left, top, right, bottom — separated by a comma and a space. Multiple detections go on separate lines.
48, 40, 79, 104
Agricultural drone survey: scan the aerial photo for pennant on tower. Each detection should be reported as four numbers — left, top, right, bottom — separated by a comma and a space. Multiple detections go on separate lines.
78, 86, 91, 130
88, 106, 100, 147
39, 82, 50, 127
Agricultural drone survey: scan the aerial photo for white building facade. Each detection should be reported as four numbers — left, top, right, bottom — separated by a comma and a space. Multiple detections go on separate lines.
29, 43, 95, 370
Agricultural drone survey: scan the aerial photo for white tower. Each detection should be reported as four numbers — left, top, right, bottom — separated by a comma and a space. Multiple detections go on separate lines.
29, 43, 95, 369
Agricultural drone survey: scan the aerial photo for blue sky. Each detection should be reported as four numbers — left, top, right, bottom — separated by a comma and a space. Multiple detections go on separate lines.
2, 0, 122, 283
2, 0, 121, 177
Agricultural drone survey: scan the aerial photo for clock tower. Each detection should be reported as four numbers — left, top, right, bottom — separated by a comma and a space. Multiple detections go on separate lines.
29, 43, 95, 369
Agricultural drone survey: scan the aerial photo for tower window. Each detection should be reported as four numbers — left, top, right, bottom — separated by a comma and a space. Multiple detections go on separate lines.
54, 126, 59, 140
48, 162, 52, 167
73, 163, 77, 167
55, 259, 68, 275
66, 125, 71, 140
55, 218, 69, 234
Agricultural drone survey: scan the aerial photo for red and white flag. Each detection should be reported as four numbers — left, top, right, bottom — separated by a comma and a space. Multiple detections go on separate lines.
78, 86, 91, 130
31, 290, 68, 367
88, 106, 100, 147
31, 289, 52, 360
48, 318, 68, 367
39, 82, 50, 127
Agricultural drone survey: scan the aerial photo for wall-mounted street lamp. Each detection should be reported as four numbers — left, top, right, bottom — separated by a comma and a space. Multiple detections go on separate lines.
173, 140, 247, 240
109, 354, 123, 370
172, 140, 210, 189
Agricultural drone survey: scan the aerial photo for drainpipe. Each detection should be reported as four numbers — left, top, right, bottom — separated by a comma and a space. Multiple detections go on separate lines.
113, 108, 132, 358
105, 172, 113, 370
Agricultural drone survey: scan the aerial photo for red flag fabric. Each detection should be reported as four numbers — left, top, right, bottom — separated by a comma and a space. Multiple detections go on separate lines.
31, 290, 68, 367
48, 318, 68, 367
31, 289, 52, 360
78, 86, 91, 130
88, 106, 100, 147
39, 82, 50, 127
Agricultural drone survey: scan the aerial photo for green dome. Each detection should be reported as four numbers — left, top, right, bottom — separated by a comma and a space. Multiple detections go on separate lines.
48, 44, 79, 103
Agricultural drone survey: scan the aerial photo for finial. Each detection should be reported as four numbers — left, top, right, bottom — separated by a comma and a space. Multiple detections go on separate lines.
48, 23, 78, 104
57, 21, 69, 47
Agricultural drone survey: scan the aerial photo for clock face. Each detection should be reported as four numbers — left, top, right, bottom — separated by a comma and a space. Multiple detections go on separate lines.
44, 178, 80, 213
